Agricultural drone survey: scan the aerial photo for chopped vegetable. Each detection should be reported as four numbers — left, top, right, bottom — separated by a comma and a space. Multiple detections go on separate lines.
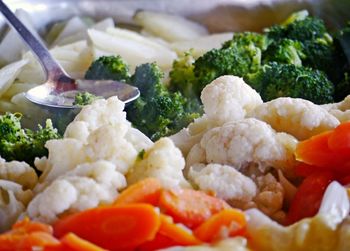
113, 177, 163, 205
73, 92, 99, 106
286, 171, 334, 224
60, 233, 108, 251
158, 188, 230, 228
0, 113, 60, 167
53, 204, 160, 250
193, 209, 247, 243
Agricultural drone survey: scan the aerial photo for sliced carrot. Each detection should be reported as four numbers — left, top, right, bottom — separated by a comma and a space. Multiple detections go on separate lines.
295, 131, 347, 169
137, 214, 201, 251
193, 209, 246, 243
61, 233, 107, 251
158, 188, 230, 229
53, 204, 160, 250
12, 217, 53, 234
328, 121, 350, 155
286, 171, 334, 224
113, 178, 162, 206
0, 231, 59, 251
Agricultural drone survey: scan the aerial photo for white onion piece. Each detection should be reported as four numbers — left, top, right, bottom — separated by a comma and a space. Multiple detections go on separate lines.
318, 181, 350, 226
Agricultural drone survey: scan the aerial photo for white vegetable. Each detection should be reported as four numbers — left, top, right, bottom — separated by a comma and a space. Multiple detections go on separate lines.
127, 138, 190, 189
27, 160, 126, 223
171, 32, 234, 58
186, 118, 297, 173
188, 163, 257, 204
134, 10, 208, 42
0, 158, 38, 190
0, 180, 33, 232
249, 97, 340, 140
0, 59, 28, 97
51, 17, 88, 46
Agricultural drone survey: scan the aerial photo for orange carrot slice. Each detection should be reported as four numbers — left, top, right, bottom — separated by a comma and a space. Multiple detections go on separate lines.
12, 217, 53, 234
53, 204, 160, 250
159, 188, 230, 228
114, 178, 162, 206
61, 233, 107, 251
138, 214, 201, 251
193, 209, 246, 243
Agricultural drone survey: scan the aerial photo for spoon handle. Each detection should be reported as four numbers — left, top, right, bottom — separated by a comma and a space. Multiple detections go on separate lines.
0, 0, 68, 82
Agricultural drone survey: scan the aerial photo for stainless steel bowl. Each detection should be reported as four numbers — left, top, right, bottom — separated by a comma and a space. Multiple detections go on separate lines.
1, 0, 349, 132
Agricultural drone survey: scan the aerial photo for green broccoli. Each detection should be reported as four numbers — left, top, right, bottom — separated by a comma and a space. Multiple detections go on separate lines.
85, 55, 130, 82
193, 32, 264, 95
126, 63, 200, 140
262, 39, 305, 66
73, 92, 99, 106
244, 62, 334, 104
0, 113, 60, 167
222, 32, 269, 51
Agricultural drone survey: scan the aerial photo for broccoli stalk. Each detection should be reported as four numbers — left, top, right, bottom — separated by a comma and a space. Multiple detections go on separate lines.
0, 113, 60, 167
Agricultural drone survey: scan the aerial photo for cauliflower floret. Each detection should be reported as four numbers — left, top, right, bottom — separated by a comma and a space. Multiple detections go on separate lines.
37, 97, 153, 183
171, 76, 262, 157
0, 157, 38, 189
201, 75, 263, 123
188, 163, 257, 205
0, 180, 33, 232
186, 118, 297, 173
321, 95, 350, 123
127, 138, 190, 189
253, 173, 285, 221
249, 97, 339, 140
64, 96, 130, 141
27, 160, 126, 223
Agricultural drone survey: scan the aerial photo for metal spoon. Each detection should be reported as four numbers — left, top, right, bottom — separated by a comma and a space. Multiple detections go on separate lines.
0, 0, 139, 109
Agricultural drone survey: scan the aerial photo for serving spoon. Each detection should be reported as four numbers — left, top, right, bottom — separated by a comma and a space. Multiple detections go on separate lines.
0, 0, 140, 108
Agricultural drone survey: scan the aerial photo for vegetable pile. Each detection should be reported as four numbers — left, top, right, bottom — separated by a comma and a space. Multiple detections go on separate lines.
0, 7, 350, 251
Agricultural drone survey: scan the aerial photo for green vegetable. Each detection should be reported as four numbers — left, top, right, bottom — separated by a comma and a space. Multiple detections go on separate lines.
193, 32, 264, 95
126, 63, 200, 140
0, 113, 60, 167
244, 62, 334, 104
262, 39, 305, 66
73, 92, 99, 106
85, 55, 130, 82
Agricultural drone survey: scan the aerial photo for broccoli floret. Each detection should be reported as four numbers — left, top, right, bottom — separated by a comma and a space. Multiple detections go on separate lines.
262, 39, 305, 66
169, 50, 196, 98
73, 92, 99, 106
193, 32, 264, 95
0, 113, 60, 167
244, 62, 334, 104
85, 55, 130, 82
222, 32, 269, 51
126, 63, 200, 140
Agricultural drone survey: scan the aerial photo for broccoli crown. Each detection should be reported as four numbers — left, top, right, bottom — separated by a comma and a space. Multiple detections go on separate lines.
85, 55, 130, 82
126, 63, 200, 140
223, 32, 269, 51
266, 16, 328, 42
262, 39, 305, 66
169, 50, 197, 99
130, 62, 164, 98
73, 92, 99, 106
0, 113, 60, 167
194, 35, 262, 95
244, 62, 334, 104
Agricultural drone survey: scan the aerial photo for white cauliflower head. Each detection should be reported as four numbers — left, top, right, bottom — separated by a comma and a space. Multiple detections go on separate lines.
0, 180, 33, 232
201, 75, 263, 123
0, 158, 38, 189
127, 137, 190, 189
27, 160, 126, 223
249, 97, 340, 140
188, 163, 257, 206
171, 76, 262, 157
186, 118, 297, 173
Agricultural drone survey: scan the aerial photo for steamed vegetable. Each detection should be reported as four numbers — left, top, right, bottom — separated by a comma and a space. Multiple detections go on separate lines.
0, 113, 60, 166
73, 92, 99, 106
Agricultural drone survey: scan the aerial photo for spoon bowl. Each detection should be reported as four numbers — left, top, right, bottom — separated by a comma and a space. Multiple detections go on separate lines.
0, 0, 140, 109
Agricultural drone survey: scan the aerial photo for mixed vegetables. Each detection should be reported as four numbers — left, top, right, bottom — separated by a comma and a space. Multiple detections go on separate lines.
0, 7, 349, 251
